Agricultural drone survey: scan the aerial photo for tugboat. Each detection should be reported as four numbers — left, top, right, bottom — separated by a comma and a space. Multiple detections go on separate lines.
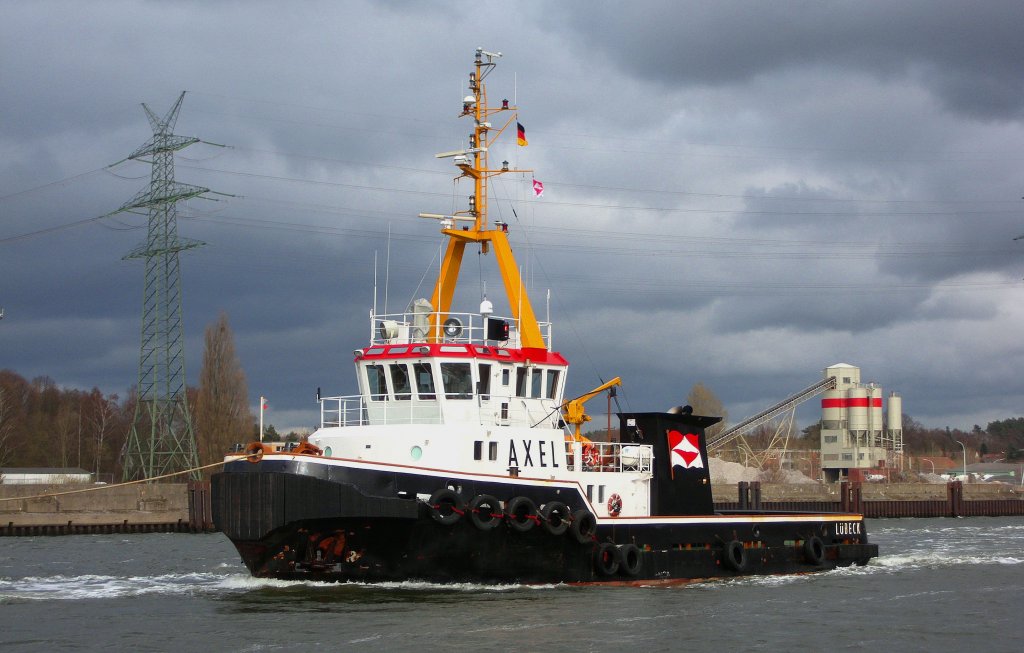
212, 49, 878, 584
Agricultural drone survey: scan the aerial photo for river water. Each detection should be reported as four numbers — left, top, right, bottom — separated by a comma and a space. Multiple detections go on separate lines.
1, 518, 1021, 652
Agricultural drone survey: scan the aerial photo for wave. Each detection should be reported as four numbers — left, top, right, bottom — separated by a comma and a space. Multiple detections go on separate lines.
0, 571, 560, 602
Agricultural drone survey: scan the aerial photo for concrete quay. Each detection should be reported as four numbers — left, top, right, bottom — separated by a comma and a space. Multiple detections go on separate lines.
0, 481, 213, 536
1, 480, 1021, 536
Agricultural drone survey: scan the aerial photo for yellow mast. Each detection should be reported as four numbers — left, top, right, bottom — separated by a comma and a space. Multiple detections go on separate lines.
424, 49, 544, 349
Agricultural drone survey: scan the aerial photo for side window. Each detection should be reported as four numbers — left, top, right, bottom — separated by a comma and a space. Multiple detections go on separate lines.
515, 368, 528, 397
501, 368, 510, 386
390, 363, 411, 400
545, 369, 560, 399
441, 362, 473, 399
413, 362, 436, 400
365, 364, 387, 401
477, 363, 491, 400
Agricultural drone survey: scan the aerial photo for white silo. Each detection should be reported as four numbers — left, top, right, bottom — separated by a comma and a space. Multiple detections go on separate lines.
821, 388, 845, 430
848, 387, 869, 438
887, 393, 902, 433
869, 385, 884, 444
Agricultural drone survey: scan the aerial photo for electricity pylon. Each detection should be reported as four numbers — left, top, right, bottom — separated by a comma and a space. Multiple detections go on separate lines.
118, 92, 208, 481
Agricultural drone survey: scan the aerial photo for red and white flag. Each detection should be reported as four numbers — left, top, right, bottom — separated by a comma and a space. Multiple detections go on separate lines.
532, 178, 544, 197
667, 429, 703, 469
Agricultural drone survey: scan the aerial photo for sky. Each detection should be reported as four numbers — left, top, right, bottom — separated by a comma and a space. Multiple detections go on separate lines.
2, 1, 1023, 434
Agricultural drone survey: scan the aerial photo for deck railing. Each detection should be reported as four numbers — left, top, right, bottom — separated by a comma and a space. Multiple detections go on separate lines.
370, 310, 553, 349
564, 441, 654, 474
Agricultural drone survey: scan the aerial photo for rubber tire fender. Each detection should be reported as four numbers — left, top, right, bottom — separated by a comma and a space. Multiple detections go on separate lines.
569, 509, 597, 544
803, 536, 826, 565
468, 494, 503, 531
616, 543, 642, 577
723, 539, 747, 572
594, 542, 619, 576
428, 488, 465, 526
505, 496, 538, 533
540, 501, 571, 536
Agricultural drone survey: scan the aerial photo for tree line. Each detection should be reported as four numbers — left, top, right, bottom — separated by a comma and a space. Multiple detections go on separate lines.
4, 344, 1022, 478
0, 313, 256, 479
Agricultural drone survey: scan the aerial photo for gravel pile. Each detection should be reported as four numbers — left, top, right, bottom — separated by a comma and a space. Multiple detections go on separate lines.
708, 457, 816, 484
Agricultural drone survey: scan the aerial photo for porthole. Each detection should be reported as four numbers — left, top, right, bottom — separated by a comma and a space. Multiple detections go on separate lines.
324, 446, 333, 457
411, 445, 423, 461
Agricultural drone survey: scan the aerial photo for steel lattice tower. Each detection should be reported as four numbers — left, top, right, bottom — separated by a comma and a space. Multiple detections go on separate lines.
119, 92, 208, 481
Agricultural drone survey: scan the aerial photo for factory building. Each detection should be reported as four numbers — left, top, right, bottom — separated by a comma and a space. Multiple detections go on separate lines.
819, 363, 904, 482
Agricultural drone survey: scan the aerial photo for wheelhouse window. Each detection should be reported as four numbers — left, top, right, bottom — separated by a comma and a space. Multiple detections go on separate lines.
365, 364, 387, 401
545, 369, 560, 399
389, 363, 411, 400
413, 362, 436, 400
515, 368, 528, 397
441, 362, 473, 399
531, 369, 542, 398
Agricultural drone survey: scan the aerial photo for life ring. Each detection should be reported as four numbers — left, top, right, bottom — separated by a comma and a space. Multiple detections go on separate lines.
803, 536, 825, 565
607, 493, 623, 517
505, 496, 538, 533
616, 543, 642, 577
243, 442, 266, 463
569, 509, 597, 544
540, 501, 571, 536
723, 540, 747, 572
582, 445, 600, 468
468, 494, 502, 531
428, 488, 465, 526
594, 542, 619, 576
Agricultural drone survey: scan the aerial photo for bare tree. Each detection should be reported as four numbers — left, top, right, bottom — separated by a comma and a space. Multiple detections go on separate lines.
0, 387, 15, 479
194, 312, 253, 467
84, 390, 118, 479
686, 381, 728, 440
55, 401, 79, 469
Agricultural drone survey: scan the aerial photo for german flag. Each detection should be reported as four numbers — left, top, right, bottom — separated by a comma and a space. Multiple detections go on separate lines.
517, 122, 527, 146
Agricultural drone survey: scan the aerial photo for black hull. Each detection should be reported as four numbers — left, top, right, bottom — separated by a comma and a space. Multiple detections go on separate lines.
212, 463, 878, 584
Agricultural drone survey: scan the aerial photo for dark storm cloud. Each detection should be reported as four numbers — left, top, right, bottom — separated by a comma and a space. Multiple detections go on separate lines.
555, 1, 1024, 120
2, 1, 1022, 432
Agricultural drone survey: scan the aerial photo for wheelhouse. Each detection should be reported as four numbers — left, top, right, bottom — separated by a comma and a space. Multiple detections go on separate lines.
319, 309, 568, 430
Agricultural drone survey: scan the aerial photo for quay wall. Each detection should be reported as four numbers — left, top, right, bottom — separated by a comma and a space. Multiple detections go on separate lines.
0, 482, 212, 536
1, 481, 1021, 536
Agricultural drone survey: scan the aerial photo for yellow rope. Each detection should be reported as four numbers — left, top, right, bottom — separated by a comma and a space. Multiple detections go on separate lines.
0, 460, 227, 503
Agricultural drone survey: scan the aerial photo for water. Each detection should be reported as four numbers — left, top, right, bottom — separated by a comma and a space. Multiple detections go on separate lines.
1, 518, 1022, 652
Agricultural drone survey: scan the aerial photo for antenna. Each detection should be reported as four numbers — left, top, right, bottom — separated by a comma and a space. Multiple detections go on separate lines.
385, 223, 392, 314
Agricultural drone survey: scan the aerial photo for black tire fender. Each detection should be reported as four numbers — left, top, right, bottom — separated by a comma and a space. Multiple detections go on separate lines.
594, 542, 619, 576
427, 488, 465, 526
569, 509, 597, 544
803, 536, 826, 565
723, 539, 747, 572
540, 501, 571, 536
505, 496, 538, 533
468, 494, 502, 531
616, 543, 642, 577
